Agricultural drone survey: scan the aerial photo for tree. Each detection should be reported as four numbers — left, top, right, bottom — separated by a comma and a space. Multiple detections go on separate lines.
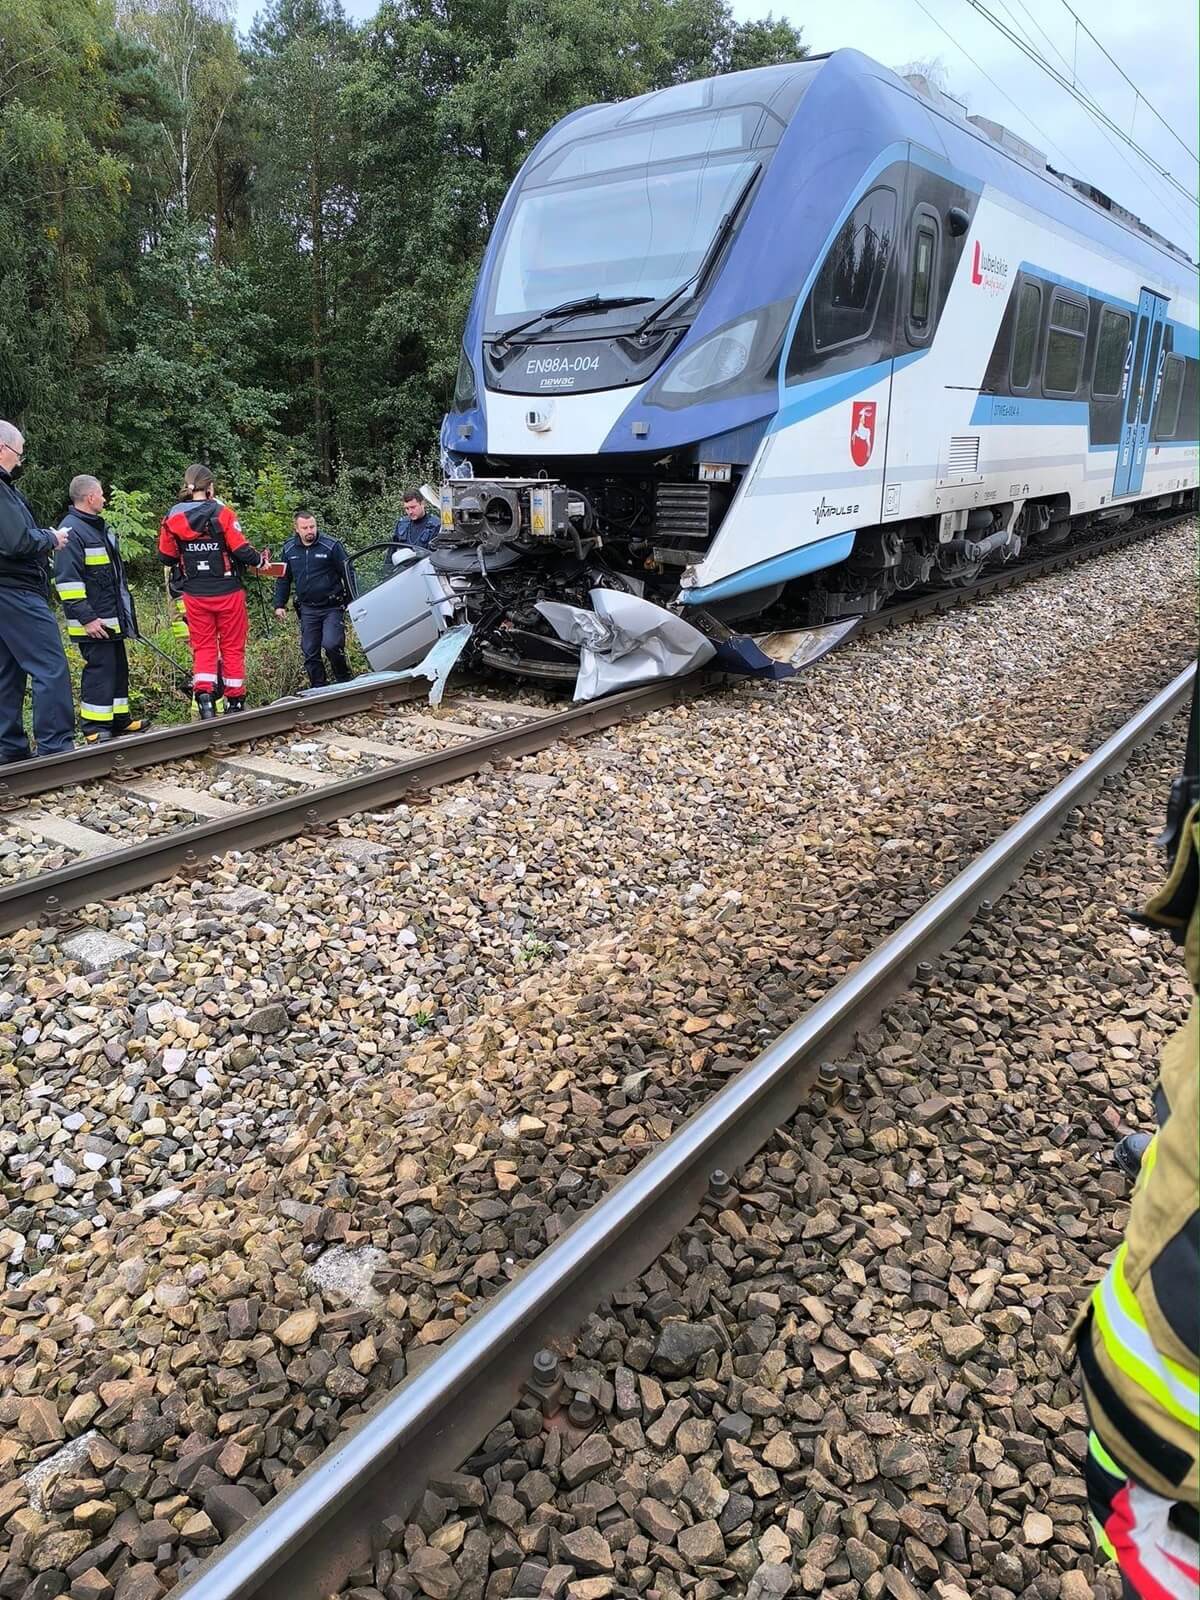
117, 0, 247, 232
246, 0, 359, 484
0, 0, 173, 510
102, 219, 285, 501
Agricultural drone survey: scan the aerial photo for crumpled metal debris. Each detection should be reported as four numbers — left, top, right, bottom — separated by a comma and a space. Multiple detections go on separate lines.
537, 588, 716, 701
392, 623, 474, 706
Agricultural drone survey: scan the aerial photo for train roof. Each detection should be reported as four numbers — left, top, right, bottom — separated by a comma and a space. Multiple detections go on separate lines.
544, 51, 1196, 276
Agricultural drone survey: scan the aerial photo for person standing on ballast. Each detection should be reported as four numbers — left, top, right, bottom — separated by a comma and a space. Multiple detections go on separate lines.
0, 419, 74, 762
56, 474, 150, 742
158, 464, 269, 718
273, 509, 353, 688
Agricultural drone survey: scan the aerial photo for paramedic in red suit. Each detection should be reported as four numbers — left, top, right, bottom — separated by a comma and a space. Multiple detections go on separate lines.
158, 464, 269, 718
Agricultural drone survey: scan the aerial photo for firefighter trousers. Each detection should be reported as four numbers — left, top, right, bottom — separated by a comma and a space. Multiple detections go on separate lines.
184, 591, 249, 696
77, 638, 131, 727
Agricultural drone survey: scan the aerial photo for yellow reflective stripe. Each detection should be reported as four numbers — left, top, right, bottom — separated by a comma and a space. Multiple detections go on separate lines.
1092, 1244, 1200, 1426
80, 704, 113, 722
84, 550, 111, 565
67, 623, 88, 637
1088, 1430, 1125, 1479
1089, 1513, 1117, 1561
56, 583, 86, 599
1139, 1135, 1159, 1183
113, 699, 130, 713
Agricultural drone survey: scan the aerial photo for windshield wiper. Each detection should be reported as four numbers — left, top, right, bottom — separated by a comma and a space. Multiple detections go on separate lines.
632, 164, 762, 343
493, 294, 654, 353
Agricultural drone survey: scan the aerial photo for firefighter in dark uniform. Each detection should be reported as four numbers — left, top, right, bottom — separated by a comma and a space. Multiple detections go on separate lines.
1073, 677, 1199, 1599
273, 510, 354, 688
55, 474, 150, 741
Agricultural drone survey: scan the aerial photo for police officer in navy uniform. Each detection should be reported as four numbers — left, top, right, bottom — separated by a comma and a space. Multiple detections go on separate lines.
55, 474, 150, 742
0, 420, 75, 762
389, 489, 440, 562
273, 509, 354, 688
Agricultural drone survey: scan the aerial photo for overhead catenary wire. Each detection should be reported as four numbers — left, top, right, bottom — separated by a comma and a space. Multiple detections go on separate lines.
990, 0, 1200, 237
961, 0, 1200, 207
907, 0, 1080, 172
1051, 0, 1198, 165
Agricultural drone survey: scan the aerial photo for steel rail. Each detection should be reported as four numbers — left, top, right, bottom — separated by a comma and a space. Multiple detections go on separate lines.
0, 676, 440, 804
0, 676, 708, 936
172, 660, 1196, 1600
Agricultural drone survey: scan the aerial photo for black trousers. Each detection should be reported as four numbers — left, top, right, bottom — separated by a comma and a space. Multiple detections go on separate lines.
77, 637, 131, 728
298, 605, 350, 688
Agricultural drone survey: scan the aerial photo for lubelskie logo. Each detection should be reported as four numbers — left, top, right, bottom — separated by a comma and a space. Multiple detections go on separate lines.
971, 240, 1010, 295
815, 495, 860, 522
850, 400, 876, 467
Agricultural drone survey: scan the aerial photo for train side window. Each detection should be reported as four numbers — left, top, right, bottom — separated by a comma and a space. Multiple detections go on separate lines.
810, 186, 897, 352
1092, 307, 1131, 397
1153, 354, 1185, 439
1043, 293, 1088, 394
908, 222, 937, 333
1009, 280, 1042, 390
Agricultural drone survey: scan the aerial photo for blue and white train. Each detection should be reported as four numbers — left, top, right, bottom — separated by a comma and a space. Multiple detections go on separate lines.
357, 50, 1198, 689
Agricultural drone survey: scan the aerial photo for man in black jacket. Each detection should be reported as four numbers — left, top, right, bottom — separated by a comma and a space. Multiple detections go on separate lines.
55, 475, 150, 741
0, 420, 75, 761
273, 510, 354, 687
389, 490, 440, 561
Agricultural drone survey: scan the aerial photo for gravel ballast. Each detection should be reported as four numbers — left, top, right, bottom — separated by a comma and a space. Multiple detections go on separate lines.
0, 524, 1194, 1598
313, 708, 1189, 1600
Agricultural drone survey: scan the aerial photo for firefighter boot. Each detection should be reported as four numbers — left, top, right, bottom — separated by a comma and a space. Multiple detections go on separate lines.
85, 727, 115, 744
195, 692, 217, 721
223, 696, 246, 716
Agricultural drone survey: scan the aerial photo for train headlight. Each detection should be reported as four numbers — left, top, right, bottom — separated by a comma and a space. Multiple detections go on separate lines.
658, 317, 756, 396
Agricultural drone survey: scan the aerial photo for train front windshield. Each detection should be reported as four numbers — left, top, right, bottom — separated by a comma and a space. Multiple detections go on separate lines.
488, 108, 764, 326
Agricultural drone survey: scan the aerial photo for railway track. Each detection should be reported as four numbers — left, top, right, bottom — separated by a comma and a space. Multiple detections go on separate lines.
161, 658, 1194, 1600
0, 512, 1185, 941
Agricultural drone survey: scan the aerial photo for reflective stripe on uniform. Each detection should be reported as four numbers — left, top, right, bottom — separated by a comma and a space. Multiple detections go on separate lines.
1140, 1135, 1160, 1183
1093, 1244, 1200, 1428
222, 677, 245, 689
113, 698, 130, 714
56, 582, 86, 600
84, 549, 111, 565
79, 702, 113, 722
68, 621, 121, 638
1091, 1430, 1126, 1478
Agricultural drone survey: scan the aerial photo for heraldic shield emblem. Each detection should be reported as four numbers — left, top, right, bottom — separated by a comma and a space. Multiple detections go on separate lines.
850, 400, 876, 467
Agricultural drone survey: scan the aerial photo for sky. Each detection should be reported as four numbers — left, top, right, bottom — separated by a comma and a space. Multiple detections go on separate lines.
233, 0, 1199, 251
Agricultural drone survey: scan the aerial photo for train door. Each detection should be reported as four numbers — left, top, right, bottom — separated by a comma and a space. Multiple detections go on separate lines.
1114, 288, 1170, 497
